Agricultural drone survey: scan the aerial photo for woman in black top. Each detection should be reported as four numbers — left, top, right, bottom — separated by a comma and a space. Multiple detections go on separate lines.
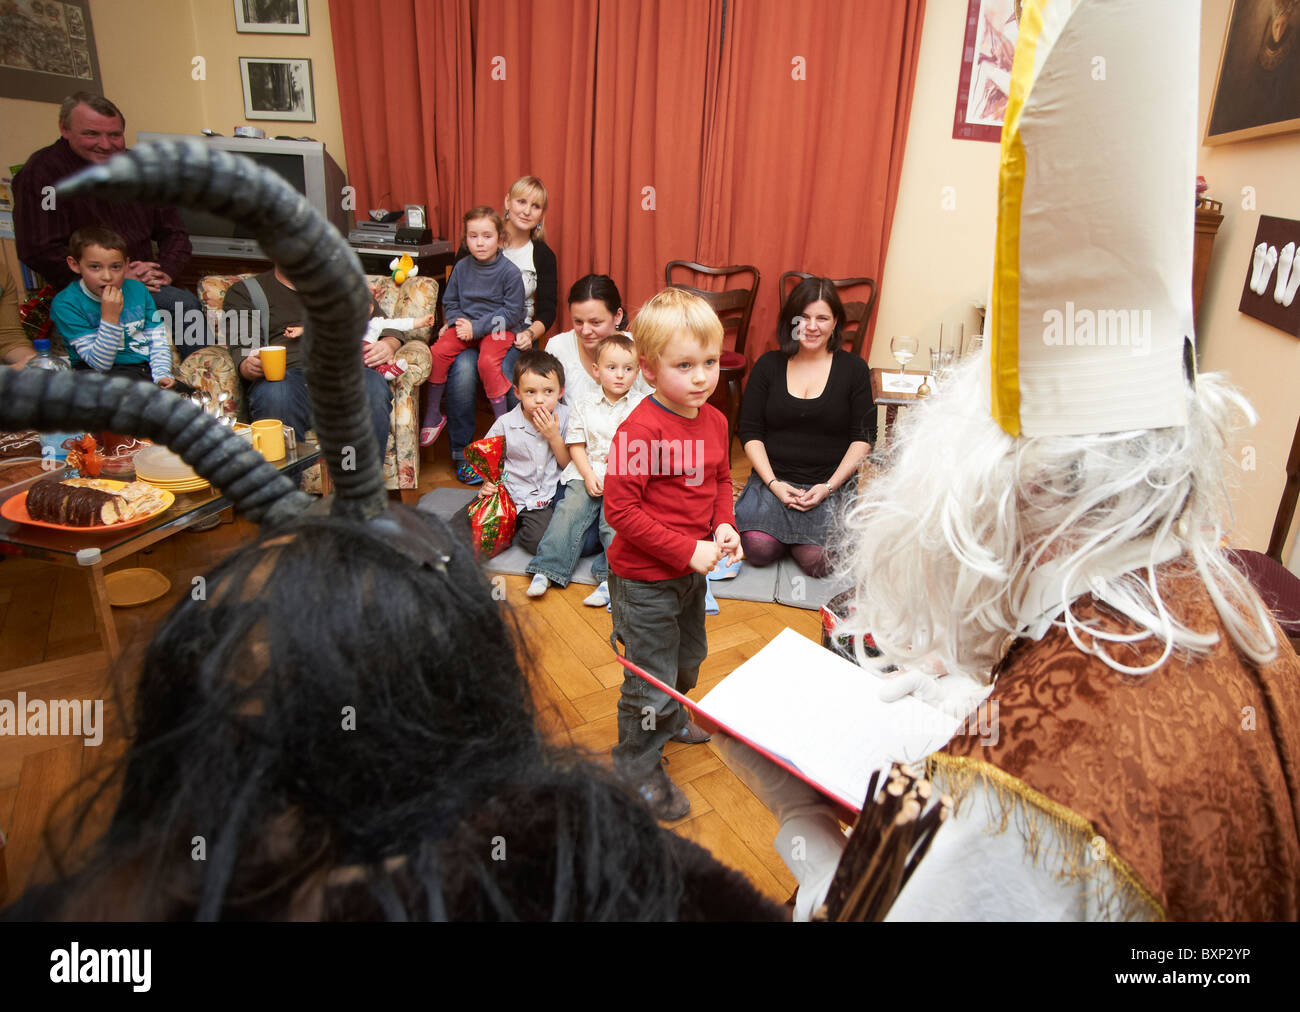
735, 277, 875, 577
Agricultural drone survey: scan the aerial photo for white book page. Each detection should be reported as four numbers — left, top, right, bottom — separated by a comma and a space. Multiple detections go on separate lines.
698, 628, 965, 807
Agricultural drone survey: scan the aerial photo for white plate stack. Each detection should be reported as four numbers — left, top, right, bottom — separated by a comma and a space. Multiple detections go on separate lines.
133, 446, 210, 493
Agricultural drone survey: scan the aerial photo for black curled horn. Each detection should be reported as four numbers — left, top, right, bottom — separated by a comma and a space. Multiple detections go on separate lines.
0, 137, 388, 523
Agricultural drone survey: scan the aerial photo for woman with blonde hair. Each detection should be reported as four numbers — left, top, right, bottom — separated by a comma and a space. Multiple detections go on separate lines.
432, 176, 560, 486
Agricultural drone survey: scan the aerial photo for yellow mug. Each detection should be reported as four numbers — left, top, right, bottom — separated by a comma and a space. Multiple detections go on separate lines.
258, 345, 287, 381
250, 419, 286, 461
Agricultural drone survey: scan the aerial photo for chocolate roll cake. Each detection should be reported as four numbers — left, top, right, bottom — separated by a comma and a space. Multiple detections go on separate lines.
26, 478, 124, 526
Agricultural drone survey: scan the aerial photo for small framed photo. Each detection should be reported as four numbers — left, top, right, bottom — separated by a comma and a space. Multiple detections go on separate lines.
240, 57, 315, 122
234, 0, 309, 35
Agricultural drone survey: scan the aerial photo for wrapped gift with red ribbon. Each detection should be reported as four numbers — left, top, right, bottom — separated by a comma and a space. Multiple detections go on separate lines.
463, 435, 517, 559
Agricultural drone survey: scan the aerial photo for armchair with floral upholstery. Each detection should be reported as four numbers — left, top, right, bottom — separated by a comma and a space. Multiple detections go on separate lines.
197, 272, 437, 496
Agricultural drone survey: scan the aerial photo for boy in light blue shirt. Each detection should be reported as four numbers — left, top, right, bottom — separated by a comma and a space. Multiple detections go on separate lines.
49, 226, 176, 387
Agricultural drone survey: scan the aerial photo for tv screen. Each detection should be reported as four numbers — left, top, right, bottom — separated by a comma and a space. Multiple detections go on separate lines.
174, 152, 308, 239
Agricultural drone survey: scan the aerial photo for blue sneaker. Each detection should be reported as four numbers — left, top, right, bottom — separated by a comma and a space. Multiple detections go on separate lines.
456, 461, 483, 486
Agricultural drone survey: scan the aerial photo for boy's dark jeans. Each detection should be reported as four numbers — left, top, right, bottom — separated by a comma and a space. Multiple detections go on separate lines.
609, 571, 708, 783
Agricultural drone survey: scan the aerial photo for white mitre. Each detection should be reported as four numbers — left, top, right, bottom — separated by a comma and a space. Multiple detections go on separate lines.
987, 0, 1198, 437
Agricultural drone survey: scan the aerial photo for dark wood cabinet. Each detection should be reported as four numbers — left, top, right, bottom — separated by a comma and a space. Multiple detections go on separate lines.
1194, 198, 1224, 325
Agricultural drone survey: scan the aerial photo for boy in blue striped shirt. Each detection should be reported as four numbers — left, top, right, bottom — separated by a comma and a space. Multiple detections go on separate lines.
50, 226, 176, 387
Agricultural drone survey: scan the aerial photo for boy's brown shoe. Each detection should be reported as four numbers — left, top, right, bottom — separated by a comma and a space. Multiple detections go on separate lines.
631, 764, 690, 821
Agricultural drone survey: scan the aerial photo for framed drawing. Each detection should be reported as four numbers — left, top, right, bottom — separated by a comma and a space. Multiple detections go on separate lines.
240, 57, 315, 122
0, 0, 102, 105
953, 0, 1024, 142
234, 0, 309, 35
1206, 0, 1300, 145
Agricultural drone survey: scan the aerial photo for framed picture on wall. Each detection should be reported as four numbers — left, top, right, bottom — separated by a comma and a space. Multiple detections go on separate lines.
953, 0, 1025, 142
1205, 0, 1300, 145
234, 0, 309, 35
0, 0, 103, 105
240, 57, 315, 122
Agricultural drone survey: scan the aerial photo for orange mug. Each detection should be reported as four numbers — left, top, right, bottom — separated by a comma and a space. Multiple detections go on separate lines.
258, 345, 287, 381
250, 419, 286, 462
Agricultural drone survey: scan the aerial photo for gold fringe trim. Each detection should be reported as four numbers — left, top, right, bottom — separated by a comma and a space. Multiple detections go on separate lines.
927, 754, 1166, 922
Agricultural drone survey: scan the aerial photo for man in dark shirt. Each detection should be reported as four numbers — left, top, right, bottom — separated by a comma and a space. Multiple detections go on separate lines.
222, 267, 400, 455
12, 92, 211, 357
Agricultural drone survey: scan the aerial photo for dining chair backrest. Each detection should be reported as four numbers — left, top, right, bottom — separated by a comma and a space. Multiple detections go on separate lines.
664, 261, 761, 360
778, 271, 879, 359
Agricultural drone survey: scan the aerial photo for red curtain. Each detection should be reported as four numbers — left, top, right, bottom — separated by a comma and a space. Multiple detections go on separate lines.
330, 0, 923, 352
696, 0, 925, 365
330, 0, 474, 231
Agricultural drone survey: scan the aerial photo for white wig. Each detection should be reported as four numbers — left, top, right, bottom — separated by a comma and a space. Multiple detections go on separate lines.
831, 355, 1277, 680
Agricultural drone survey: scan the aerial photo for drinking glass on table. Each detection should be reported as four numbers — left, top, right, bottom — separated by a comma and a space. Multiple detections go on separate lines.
941, 349, 955, 375
929, 348, 941, 380
890, 335, 918, 376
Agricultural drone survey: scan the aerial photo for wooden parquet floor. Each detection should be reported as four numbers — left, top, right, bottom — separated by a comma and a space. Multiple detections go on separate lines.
0, 429, 806, 909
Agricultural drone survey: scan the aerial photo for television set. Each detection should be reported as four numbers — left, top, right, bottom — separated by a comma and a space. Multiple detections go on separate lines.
134, 132, 349, 260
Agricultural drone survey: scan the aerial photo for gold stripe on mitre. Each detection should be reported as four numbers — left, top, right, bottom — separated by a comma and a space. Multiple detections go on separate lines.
988, 0, 1197, 437
927, 753, 1166, 921
989, 0, 1048, 438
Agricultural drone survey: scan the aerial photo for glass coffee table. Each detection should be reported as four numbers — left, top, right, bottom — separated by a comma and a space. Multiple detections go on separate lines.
0, 440, 323, 661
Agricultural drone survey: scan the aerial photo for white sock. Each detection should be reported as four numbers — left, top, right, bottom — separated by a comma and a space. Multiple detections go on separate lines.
583, 581, 609, 607
1274, 242, 1296, 304
526, 573, 549, 597
1251, 242, 1269, 294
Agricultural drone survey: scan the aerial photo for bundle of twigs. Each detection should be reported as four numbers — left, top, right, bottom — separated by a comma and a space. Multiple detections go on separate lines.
817, 763, 952, 921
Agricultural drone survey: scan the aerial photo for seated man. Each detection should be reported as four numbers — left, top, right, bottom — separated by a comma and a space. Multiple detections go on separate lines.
12, 92, 211, 357
222, 266, 400, 454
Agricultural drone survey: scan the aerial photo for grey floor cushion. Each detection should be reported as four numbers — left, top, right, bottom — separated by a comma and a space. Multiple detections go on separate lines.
415, 486, 836, 608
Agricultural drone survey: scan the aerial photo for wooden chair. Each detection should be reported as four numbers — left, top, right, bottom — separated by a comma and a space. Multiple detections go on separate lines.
779, 271, 879, 359
664, 261, 761, 444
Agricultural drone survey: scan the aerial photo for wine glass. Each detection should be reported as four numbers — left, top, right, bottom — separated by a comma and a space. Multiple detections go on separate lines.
890, 335, 918, 376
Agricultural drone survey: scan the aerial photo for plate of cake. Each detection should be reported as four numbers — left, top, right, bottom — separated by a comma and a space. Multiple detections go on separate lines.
1, 477, 174, 532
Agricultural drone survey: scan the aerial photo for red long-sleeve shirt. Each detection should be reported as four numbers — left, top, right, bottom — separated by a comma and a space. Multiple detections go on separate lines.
604, 397, 735, 581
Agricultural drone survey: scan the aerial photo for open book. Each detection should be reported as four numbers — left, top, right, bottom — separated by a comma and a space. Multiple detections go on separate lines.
618, 628, 970, 814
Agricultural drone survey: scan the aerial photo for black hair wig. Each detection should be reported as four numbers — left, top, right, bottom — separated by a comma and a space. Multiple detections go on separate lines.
17, 512, 748, 921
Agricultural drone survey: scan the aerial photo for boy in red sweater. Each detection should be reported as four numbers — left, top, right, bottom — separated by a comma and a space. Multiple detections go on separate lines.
603, 288, 742, 820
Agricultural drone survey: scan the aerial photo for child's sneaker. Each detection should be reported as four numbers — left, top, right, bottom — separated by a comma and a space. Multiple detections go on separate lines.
526, 573, 549, 598
374, 358, 408, 381
583, 581, 609, 608
456, 461, 483, 486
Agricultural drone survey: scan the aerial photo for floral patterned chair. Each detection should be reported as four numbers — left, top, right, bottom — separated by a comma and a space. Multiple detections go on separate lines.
198, 272, 437, 496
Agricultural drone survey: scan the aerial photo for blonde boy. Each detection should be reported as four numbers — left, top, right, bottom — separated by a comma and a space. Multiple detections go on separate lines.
602, 288, 741, 820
